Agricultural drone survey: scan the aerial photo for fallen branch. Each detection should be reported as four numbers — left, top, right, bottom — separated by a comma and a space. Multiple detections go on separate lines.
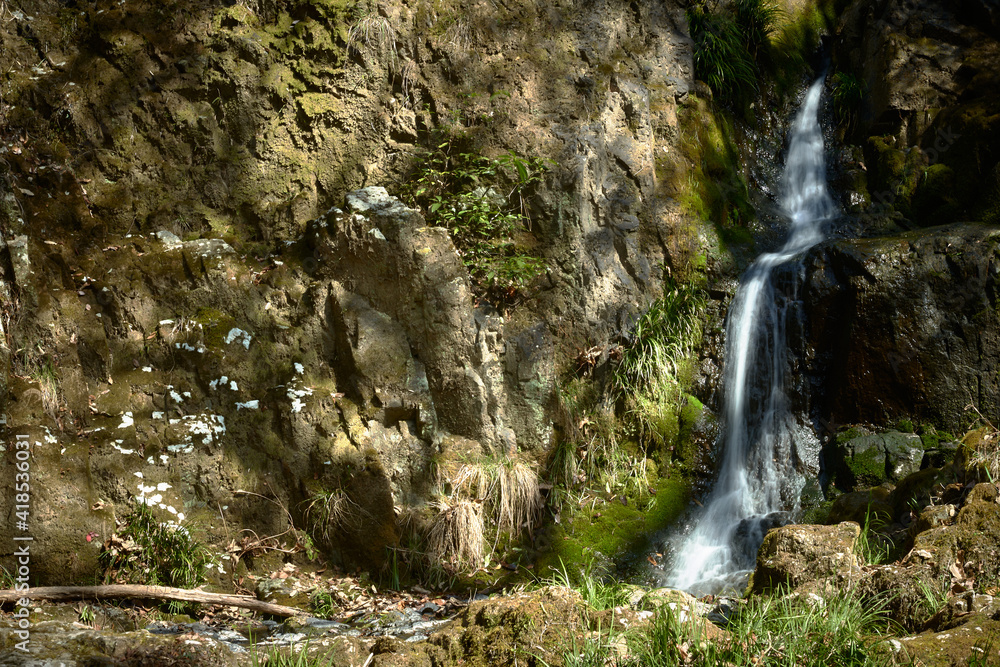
0, 585, 307, 617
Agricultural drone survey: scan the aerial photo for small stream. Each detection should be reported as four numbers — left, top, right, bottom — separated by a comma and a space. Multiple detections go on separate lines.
665, 77, 837, 596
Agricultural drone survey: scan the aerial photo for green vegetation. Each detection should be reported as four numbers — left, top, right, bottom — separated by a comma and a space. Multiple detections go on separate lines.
251, 642, 334, 667
400, 137, 550, 305
857, 505, 893, 565
686, 0, 779, 108
831, 71, 866, 136
310, 589, 338, 619
560, 590, 897, 666
613, 284, 708, 453
544, 557, 631, 611
99, 501, 212, 590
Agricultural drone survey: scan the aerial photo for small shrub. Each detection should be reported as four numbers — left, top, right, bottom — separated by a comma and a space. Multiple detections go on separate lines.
100, 501, 211, 589
400, 140, 551, 305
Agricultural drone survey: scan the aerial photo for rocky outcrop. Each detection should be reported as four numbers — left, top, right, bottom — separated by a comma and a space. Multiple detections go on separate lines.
798, 223, 1000, 433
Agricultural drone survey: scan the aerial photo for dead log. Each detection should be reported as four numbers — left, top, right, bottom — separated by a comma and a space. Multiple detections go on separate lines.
0, 585, 307, 617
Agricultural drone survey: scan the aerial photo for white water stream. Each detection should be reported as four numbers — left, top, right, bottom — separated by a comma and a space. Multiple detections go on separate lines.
666, 78, 835, 596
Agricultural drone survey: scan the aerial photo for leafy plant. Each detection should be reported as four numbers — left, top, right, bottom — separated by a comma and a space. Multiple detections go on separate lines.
99, 501, 211, 590
310, 590, 338, 619
831, 71, 866, 136
401, 140, 550, 305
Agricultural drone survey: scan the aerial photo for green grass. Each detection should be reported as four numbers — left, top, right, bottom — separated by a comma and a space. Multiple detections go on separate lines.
613, 284, 707, 453
559, 589, 898, 667
831, 70, 866, 136
99, 500, 211, 591
544, 557, 631, 611
250, 642, 334, 666
857, 505, 893, 565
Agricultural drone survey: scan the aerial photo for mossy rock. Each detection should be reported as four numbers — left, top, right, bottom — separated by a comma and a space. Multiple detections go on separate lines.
827, 486, 894, 527
897, 616, 1000, 666
533, 476, 690, 579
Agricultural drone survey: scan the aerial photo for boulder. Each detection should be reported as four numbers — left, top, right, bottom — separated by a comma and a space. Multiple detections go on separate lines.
829, 428, 924, 491
827, 486, 895, 526
909, 498, 1000, 593
748, 522, 863, 595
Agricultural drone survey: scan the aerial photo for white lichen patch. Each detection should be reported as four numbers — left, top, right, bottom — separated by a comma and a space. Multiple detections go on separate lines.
175, 342, 206, 353
225, 327, 252, 349
286, 383, 314, 414
294, 362, 305, 375
119, 412, 134, 429
236, 400, 259, 410
112, 441, 137, 456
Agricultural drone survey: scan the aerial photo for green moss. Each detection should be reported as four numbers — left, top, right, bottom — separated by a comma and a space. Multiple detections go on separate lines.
847, 444, 887, 489
535, 476, 690, 577
192, 306, 238, 349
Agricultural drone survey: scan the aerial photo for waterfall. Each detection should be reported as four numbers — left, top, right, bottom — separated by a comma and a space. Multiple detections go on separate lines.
666, 77, 835, 596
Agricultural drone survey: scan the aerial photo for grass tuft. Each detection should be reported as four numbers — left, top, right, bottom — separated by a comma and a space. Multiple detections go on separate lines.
426, 499, 485, 569
100, 500, 211, 591
544, 557, 631, 611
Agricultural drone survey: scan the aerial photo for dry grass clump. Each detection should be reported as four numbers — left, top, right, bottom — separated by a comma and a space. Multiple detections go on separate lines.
494, 461, 543, 533
964, 402, 1000, 482
451, 459, 542, 533
347, 11, 398, 69
426, 500, 484, 569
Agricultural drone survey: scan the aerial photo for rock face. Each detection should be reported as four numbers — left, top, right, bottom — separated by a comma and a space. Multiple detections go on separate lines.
748, 522, 863, 595
834, 0, 1000, 226
0, 0, 728, 584
798, 224, 1000, 433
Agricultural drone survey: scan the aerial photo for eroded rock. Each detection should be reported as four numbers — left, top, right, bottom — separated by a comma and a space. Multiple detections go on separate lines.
748, 522, 863, 595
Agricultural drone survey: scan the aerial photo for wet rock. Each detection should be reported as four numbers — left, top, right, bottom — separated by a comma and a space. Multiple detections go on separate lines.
748, 522, 863, 595
800, 224, 1000, 434
835, 0, 1000, 225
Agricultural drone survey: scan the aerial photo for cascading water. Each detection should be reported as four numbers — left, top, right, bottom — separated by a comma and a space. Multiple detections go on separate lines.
666, 77, 836, 596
